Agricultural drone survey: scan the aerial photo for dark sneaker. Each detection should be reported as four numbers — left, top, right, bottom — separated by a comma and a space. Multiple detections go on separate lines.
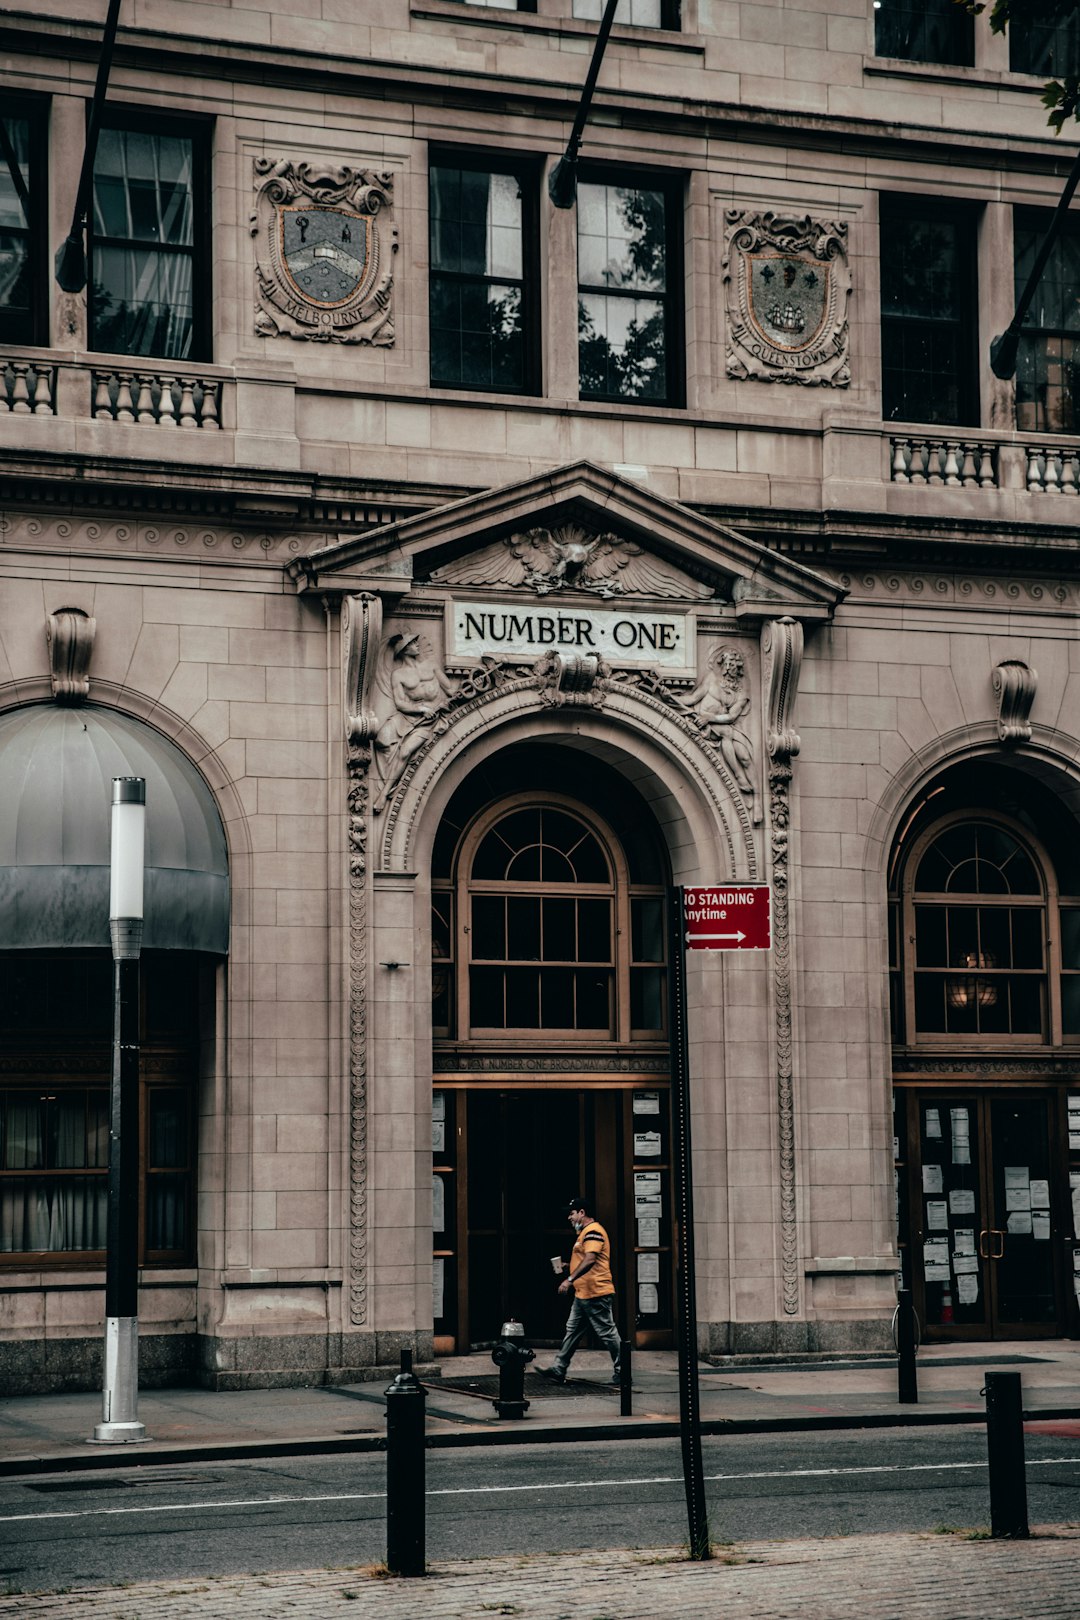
609, 1371, 622, 1385
538, 1366, 566, 1383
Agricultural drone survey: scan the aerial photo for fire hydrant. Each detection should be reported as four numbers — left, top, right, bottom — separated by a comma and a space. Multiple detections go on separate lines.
491, 1319, 534, 1418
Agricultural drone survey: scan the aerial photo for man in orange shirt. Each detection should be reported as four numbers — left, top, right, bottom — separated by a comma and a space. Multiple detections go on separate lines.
539, 1197, 622, 1385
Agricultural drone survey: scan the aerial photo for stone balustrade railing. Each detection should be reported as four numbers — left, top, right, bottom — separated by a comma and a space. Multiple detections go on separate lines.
1024, 444, 1080, 494
91, 369, 221, 429
0, 360, 57, 416
890, 437, 998, 488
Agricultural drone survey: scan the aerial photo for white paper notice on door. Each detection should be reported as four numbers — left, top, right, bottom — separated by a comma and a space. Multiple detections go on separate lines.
634, 1171, 662, 1217
923, 1237, 949, 1280
1005, 1166, 1029, 1189
957, 1273, 979, 1306
926, 1200, 949, 1231
950, 1189, 976, 1216
952, 1255, 979, 1275
1006, 1186, 1032, 1212
634, 1132, 662, 1158
638, 1217, 660, 1247
638, 1284, 659, 1315
432, 1119, 446, 1154
954, 1229, 976, 1255
432, 1256, 445, 1318
922, 1164, 944, 1194
637, 1253, 660, 1282
432, 1175, 445, 1232
633, 1091, 661, 1115
1032, 1212, 1051, 1241
1007, 1210, 1033, 1235
1071, 1173, 1080, 1240
1030, 1179, 1050, 1209
925, 1107, 942, 1139
433, 1092, 446, 1122
950, 1107, 970, 1139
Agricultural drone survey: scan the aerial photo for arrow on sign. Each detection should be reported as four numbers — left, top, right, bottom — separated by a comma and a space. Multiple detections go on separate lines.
689, 931, 746, 943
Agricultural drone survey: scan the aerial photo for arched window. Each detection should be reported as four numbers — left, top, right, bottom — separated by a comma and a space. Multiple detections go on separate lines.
892, 810, 1080, 1045
432, 793, 667, 1043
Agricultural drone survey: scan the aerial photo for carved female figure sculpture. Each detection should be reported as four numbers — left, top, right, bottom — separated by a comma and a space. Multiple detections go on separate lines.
677, 645, 759, 824
372, 632, 458, 813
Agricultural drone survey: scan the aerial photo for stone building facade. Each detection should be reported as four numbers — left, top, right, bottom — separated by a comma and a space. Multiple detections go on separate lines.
1, 0, 1079, 1390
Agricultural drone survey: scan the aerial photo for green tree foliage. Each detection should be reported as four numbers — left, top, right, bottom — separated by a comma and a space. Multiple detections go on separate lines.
962, 0, 1080, 128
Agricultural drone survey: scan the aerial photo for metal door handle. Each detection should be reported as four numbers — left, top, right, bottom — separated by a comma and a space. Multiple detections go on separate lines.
991, 1229, 1005, 1260
978, 1229, 990, 1259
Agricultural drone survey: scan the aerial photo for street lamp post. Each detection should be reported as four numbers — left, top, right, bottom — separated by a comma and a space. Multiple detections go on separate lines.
92, 776, 148, 1444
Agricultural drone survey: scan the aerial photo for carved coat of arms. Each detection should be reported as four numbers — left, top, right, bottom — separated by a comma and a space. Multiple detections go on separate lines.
723, 211, 850, 387
251, 159, 397, 344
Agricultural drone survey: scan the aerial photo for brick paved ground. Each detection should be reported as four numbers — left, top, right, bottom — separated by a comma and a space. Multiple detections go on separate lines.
2, 1527, 1078, 1619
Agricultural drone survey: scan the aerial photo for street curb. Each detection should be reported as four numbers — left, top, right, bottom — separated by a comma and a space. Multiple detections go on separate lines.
1, 1404, 1077, 1479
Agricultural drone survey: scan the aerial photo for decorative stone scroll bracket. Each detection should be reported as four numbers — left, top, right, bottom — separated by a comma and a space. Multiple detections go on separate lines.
46, 607, 96, 702
762, 616, 804, 764
993, 659, 1037, 744
342, 593, 384, 744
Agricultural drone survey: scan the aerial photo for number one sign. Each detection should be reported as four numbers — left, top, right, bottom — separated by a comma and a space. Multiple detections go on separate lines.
682, 885, 772, 951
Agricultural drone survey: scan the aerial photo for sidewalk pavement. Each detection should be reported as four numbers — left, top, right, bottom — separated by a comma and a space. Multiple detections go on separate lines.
2, 1528, 1079, 1618
2, 1338, 1080, 1476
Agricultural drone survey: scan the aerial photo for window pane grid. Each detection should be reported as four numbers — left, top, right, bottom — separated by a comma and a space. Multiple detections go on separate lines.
430, 163, 532, 393
874, 0, 973, 65
1015, 214, 1080, 433
880, 208, 975, 426
577, 180, 676, 405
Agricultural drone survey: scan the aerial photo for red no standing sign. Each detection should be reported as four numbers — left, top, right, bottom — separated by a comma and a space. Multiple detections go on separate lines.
682, 885, 771, 951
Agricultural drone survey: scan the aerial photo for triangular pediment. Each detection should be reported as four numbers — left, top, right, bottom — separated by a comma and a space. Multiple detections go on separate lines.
290, 461, 843, 621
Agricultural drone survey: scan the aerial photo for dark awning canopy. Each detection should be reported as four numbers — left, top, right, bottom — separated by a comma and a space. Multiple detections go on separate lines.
0, 704, 229, 953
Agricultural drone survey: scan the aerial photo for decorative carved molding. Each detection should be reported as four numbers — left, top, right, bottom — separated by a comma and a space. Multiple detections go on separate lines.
380, 654, 758, 882
251, 159, 396, 345
723, 210, 851, 387
46, 607, 96, 702
428, 526, 716, 601
3, 516, 311, 559
993, 659, 1037, 744
342, 593, 383, 742
768, 761, 800, 1316
835, 571, 1077, 607
761, 616, 804, 763
346, 733, 371, 1327
892, 1055, 1072, 1076
433, 1052, 671, 1074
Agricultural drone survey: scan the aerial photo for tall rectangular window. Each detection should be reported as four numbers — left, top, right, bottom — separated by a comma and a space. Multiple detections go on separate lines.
875, 0, 974, 65
573, 0, 680, 28
1010, 10, 1079, 76
429, 159, 537, 393
879, 200, 978, 426
0, 107, 44, 345
1014, 209, 1080, 433
89, 121, 209, 361
577, 175, 682, 406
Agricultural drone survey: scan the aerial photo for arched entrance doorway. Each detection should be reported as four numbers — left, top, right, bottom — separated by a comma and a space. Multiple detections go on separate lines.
889, 759, 1080, 1341
428, 744, 674, 1351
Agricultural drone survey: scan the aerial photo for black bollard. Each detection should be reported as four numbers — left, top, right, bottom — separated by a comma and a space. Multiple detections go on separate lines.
984, 1371, 1029, 1539
896, 1288, 918, 1405
619, 1338, 633, 1417
385, 1348, 426, 1576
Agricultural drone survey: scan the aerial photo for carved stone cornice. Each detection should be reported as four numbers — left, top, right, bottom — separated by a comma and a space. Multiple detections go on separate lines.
993, 659, 1037, 744
46, 607, 96, 702
761, 616, 803, 763
767, 760, 800, 1317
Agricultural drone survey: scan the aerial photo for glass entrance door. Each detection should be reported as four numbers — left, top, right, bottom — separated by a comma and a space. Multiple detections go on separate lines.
899, 1088, 1064, 1339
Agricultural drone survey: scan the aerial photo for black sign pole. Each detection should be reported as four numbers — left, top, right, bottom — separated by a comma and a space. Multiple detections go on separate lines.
668, 886, 711, 1561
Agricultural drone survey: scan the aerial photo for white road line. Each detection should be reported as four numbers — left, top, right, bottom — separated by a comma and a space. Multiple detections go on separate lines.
2, 1455, 1078, 1528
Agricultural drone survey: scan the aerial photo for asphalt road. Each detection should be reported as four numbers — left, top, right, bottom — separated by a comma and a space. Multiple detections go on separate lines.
1, 1425, 1079, 1594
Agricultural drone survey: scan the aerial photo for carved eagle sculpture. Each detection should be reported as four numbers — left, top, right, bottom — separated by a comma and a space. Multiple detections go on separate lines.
428, 525, 715, 601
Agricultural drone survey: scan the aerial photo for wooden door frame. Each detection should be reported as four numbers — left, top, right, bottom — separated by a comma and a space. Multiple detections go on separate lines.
897, 1080, 1067, 1341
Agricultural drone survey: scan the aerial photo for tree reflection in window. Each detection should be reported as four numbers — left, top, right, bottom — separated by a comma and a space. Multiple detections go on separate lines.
578, 181, 677, 404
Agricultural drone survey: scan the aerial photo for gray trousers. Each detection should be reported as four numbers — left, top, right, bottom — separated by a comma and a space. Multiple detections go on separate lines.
552, 1293, 622, 1374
